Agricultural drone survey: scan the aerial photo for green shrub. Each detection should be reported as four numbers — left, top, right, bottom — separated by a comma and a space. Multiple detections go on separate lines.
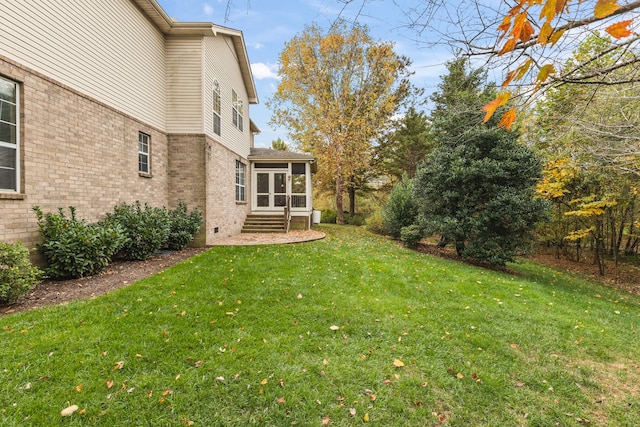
321, 209, 337, 224
0, 242, 43, 303
105, 201, 171, 261
364, 210, 386, 235
344, 213, 365, 226
33, 206, 125, 279
400, 224, 423, 248
167, 201, 203, 250
383, 175, 419, 238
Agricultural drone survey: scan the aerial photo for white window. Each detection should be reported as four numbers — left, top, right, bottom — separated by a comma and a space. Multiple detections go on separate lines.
232, 90, 243, 131
235, 161, 245, 202
213, 80, 221, 136
0, 76, 19, 192
138, 132, 150, 174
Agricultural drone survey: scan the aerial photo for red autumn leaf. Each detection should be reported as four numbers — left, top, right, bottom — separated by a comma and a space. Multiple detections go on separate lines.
594, 0, 620, 19
606, 20, 634, 39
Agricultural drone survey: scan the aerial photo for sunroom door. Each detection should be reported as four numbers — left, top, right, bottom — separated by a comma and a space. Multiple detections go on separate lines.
255, 171, 287, 211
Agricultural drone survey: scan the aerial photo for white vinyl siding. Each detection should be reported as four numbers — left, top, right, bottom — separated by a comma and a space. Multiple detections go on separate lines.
166, 36, 204, 133
0, 0, 167, 130
0, 76, 18, 192
203, 35, 251, 157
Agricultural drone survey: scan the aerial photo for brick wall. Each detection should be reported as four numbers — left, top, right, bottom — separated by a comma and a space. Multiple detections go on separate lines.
1, 56, 252, 249
168, 135, 250, 245
0, 56, 169, 248
205, 135, 250, 242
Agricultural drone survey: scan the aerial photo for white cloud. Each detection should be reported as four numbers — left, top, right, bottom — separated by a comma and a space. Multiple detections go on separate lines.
251, 62, 279, 80
202, 3, 214, 15
251, 42, 264, 50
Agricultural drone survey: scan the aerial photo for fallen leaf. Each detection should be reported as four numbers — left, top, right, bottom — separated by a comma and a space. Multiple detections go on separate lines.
277, 397, 285, 403
349, 408, 357, 416
393, 359, 405, 368
215, 376, 225, 382
162, 388, 172, 396
113, 361, 124, 370
329, 325, 340, 331
322, 416, 330, 425
370, 394, 377, 402
75, 384, 82, 392
61, 405, 78, 417
194, 360, 203, 368
456, 373, 464, 379
363, 413, 370, 422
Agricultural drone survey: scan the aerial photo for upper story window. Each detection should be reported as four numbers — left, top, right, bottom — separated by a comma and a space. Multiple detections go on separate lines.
232, 89, 243, 132
138, 132, 150, 175
213, 80, 221, 136
235, 161, 246, 202
0, 76, 19, 192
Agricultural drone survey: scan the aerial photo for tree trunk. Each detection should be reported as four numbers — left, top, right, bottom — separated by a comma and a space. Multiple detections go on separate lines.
335, 175, 344, 225
348, 185, 356, 216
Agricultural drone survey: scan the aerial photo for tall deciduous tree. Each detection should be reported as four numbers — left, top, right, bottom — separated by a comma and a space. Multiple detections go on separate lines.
414, 57, 547, 266
268, 20, 412, 224
529, 33, 640, 274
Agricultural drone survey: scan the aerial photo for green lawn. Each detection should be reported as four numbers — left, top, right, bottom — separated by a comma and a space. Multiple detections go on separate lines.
2, 225, 639, 426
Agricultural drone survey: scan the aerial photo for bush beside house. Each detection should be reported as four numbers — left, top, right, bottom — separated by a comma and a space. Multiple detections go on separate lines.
0, 242, 42, 303
32, 201, 203, 280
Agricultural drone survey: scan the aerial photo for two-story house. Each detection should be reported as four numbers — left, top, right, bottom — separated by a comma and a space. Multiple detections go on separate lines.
0, 0, 315, 248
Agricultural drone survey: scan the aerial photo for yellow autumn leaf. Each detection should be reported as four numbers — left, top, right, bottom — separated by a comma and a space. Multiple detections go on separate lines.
113, 361, 124, 370
606, 20, 634, 39
536, 64, 556, 84
594, 0, 620, 19
363, 413, 370, 422
456, 372, 464, 379
393, 359, 405, 368
498, 108, 517, 130
260, 378, 268, 385
75, 384, 82, 392
537, 21, 554, 45
482, 92, 511, 123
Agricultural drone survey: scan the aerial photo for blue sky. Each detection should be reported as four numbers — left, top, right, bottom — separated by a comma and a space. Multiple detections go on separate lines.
157, 0, 454, 148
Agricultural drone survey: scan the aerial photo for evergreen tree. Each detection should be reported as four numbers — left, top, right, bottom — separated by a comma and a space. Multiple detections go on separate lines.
414, 57, 548, 266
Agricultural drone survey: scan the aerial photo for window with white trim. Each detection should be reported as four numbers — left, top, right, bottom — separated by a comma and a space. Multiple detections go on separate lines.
0, 76, 19, 192
235, 161, 246, 202
138, 132, 150, 174
232, 89, 243, 131
213, 80, 221, 136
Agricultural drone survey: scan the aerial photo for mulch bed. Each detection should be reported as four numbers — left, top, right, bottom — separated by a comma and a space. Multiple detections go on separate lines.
1, 247, 208, 316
